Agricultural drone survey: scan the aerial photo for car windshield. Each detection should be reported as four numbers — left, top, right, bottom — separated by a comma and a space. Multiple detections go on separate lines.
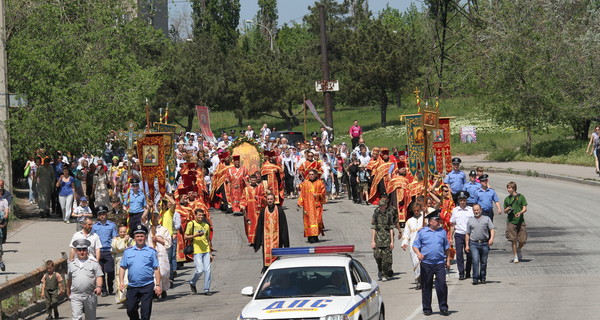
255, 267, 350, 299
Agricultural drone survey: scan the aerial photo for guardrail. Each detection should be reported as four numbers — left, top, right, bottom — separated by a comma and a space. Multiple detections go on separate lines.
0, 255, 67, 320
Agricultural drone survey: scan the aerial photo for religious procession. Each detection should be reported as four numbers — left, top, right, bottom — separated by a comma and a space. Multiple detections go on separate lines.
14, 89, 530, 320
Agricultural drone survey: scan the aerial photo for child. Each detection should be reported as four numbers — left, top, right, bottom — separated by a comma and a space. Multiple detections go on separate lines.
71, 197, 92, 230
0, 198, 8, 271
112, 226, 134, 304
357, 165, 370, 204
40, 260, 64, 320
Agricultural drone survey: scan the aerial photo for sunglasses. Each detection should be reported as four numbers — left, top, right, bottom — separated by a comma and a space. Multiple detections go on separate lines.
76, 248, 87, 252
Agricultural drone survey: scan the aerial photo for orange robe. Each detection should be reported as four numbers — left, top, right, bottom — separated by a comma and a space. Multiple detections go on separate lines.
175, 202, 194, 262
440, 198, 456, 259
368, 159, 393, 205
386, 174, 410, 223
260, 161, 284, 205
210, 162, 232, 208
297, 160, 322, 180
297, 179, 327, 237
227, 166, 248, 212
240, 184, 265, 244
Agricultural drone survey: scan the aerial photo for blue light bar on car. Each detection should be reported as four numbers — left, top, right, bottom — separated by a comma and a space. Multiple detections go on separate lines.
271, 245, 355, 256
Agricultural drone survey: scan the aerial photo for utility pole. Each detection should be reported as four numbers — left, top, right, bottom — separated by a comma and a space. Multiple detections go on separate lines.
0, 0, 12, 191
318, 4, 334, 131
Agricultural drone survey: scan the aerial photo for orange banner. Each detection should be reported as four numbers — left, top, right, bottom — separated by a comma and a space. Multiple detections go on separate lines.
137, 133, 167, 198
433, 117, 452, 174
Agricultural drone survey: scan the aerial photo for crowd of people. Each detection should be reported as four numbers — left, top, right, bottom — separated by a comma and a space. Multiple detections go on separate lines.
18, 120, 531, 319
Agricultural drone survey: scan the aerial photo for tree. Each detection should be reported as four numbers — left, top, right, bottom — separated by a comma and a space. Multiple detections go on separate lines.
343, 13, 422, 126
6, 0, 167, 159
191, 0, 240, 51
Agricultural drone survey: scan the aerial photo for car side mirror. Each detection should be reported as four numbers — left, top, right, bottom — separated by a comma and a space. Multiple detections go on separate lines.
354, 282, 372, 292
241, 286, 254, 296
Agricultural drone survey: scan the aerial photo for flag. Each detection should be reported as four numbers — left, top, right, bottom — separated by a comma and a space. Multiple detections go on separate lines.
404, 114, 435, 177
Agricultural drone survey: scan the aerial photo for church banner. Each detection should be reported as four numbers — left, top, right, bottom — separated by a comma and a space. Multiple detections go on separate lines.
196, 106, 217, 143
433, 117, 452, 174
137, 133, 167, 198
404, 114, 435, 177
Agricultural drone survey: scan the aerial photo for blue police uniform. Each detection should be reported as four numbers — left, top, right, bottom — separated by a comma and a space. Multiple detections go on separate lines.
463, 181, 481, 206
413, 226, 450, 314
444, 170, 467, 202
92, 220, 118, 295
121, 244, 159, 320
126, 190, 146, 231
474, 188, 500, 222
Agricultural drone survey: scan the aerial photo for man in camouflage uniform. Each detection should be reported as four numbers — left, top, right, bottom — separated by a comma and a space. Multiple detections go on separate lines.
371, 198, 395, 281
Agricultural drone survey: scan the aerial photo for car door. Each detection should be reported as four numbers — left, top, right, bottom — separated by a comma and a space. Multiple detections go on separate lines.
351, 260, 379, 319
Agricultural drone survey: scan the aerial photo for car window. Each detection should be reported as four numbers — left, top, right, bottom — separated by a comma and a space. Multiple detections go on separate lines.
255, 267, 350, 299
351, 260, 371, 283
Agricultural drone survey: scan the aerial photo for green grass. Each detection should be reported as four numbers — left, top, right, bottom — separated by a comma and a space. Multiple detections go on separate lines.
175, 95, 595, 167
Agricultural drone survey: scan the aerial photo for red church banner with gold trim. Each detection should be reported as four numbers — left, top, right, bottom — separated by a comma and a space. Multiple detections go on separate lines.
433, 117, 452, 174
137, 133, 167, 198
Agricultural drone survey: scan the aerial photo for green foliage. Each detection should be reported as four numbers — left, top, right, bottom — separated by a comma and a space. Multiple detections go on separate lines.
487, 149, 518, 162
191, 0, 240, 51
6, 0, 167, 159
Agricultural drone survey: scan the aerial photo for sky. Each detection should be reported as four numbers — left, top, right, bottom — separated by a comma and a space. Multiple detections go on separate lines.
169, 0, 422, 37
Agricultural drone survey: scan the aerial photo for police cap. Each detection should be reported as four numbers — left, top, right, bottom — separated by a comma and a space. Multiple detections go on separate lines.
72, 239, 91, 249
133, 224, 148, 235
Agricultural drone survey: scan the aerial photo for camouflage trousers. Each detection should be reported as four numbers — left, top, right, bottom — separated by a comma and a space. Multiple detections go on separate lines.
374, 246, 393, 275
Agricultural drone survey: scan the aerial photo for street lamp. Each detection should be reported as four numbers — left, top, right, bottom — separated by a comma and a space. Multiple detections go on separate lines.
245, 19, 273, 52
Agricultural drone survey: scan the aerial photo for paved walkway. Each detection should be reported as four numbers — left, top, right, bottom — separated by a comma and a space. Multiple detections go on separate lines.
460, 154, 600, 187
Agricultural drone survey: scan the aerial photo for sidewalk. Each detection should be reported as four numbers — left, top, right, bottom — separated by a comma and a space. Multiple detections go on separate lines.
460, 154, 600, 187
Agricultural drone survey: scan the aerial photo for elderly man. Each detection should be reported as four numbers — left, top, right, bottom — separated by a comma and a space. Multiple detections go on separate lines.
465, 204, 495, 285
413, 210, 451, 316
67, 239, 103, 320
69, 217, 102, 261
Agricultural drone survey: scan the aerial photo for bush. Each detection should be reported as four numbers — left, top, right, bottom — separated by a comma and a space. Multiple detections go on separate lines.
487, 149, 518, 162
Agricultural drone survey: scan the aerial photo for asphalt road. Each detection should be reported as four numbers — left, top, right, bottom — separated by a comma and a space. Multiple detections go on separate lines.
25, 173, 600, 320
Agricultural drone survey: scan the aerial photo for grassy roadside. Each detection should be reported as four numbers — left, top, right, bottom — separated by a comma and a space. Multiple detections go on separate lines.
181, 96, 595, 167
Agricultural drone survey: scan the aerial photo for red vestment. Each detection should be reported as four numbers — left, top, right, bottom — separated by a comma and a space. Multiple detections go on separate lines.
297, 160, 322, 180
386, 174, 410, 223
297, 179, 327, 237
227, 165, 248, 212
175, 202, 194, 262
240, 184, 265, 244
209, 162, 232, 208
260, 161, 284, 205
368, 159, 393, 205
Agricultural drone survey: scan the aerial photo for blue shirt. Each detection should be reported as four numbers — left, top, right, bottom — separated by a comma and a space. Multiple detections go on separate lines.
91, 220, 118, 251
52, 162, 64, 180
444, 170, 467, 194
58, 177, 75, 197
120, 245, 159, 287
463, 181, 481, 204
413, 227, 450, 265
474, 187, 500, 211
127, 190, 146, 213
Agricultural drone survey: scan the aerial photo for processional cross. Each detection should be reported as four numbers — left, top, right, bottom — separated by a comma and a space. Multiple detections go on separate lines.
118, 120, 144, 159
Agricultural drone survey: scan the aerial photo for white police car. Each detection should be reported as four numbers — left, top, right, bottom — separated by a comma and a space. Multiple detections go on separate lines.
238, 245, 385, 320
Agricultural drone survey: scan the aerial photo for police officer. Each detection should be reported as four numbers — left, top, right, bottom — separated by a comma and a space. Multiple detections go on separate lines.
413, 210, 451, 316
125, 179, 146, 233
463, 170, 481, 207
67, 239, 103, 320
119, 224, 162, 320
444, 158, 467, 204
450, 191, 474, 280
371, 198, 395, 282
91, 206, 118, 296
474, 174, 502, 222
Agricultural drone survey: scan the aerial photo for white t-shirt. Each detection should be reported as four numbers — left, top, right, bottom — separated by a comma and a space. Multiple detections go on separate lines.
245, 130, 254, 139
73, 206, 92, 222
450, 206, 474, 235
321, 130, 330, 146
69, 231, 102, 258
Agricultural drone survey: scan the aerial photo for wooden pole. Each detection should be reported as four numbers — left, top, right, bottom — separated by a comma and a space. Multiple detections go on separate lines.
422, 128, 428, 227
303, 94, 307, 140
145, 98, 150, 132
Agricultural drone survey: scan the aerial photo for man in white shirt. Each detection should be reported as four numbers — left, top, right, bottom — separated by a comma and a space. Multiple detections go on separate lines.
321, 126, 330, 147
450, 191, 474, 280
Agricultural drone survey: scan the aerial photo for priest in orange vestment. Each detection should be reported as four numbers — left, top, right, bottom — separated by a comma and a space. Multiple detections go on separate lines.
368, 148, 394, 205
227, 155, 248, 214
240, 174, 265, 245
253, 193, 290, 273
297, 169, 327, 243
260, 151, 284, 205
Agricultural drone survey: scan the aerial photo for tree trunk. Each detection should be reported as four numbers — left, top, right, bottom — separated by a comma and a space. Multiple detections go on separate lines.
526, 126, 532, 155
571, 119, 590, 141
277, 107, 293, 130
186, 111, 194, 132
380, 93, 388, 126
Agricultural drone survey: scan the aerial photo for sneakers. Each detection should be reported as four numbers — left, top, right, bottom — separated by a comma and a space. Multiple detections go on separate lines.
189, 283, 197, 294
513, 256, 519, 263
204, 291, 212, 296
0, 261, 5, 271
377, 272, 383, 281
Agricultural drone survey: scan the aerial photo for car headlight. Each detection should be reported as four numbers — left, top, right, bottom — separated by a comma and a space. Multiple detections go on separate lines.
325, 315, 350, 320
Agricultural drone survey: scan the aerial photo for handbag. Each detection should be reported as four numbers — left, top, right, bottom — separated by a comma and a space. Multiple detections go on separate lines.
24, 165, 30, 178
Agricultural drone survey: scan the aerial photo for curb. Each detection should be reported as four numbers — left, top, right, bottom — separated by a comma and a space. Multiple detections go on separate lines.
481, 167, 600, 188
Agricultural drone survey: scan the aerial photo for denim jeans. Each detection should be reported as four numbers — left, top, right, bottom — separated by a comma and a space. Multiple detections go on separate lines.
189, 252, 211, 292
469, 241, 490, 281
169, 237, 177, 280
27, 177, 35, 202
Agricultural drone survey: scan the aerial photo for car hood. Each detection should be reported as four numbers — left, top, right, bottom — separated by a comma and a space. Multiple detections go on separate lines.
240, 296, 354, 319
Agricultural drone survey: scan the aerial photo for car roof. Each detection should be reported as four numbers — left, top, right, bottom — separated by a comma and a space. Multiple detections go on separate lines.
267, 255, 352, 269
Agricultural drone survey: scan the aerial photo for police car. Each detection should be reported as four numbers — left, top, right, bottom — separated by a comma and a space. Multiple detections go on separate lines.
238, 245, 385, 320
